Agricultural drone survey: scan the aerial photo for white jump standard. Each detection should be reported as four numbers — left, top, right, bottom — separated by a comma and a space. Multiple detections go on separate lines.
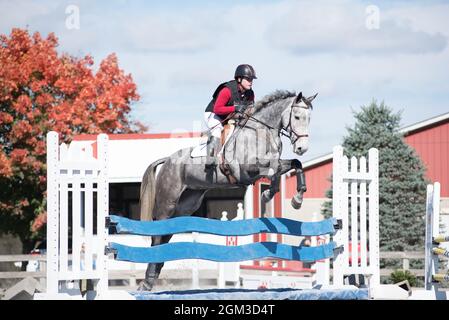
423, 182, 448, 300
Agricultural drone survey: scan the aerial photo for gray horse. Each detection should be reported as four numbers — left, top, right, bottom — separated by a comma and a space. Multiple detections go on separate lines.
138, 90, 317, 290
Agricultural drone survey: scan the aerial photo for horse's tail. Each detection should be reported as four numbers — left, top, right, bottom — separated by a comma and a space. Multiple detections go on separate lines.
140, 157, 168, 221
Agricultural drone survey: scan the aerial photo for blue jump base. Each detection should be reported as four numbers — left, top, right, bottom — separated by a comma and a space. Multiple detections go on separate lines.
130, 287, 369, 300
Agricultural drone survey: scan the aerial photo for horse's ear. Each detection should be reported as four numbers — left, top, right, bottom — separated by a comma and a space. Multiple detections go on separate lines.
307, 93, 318, 102
295, 92, 303, 103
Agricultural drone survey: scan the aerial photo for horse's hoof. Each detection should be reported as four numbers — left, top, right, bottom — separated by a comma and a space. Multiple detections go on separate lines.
261, 189, 274, 203
137, 280, 153, 292
291, 194, 303, 209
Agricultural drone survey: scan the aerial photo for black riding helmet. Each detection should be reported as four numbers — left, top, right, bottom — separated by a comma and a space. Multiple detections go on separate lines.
234, 64, 257, 80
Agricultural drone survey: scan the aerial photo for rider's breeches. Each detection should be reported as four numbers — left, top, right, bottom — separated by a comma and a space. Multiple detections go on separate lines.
204, 112, 223, 139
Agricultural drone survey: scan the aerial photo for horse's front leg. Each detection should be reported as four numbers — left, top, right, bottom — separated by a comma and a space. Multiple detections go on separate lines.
288, 159, 306, 209
261, 173, 281, 203
261, 159, 306, 209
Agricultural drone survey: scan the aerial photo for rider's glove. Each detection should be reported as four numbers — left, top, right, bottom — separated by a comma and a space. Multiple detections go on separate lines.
234, 103, 247, 114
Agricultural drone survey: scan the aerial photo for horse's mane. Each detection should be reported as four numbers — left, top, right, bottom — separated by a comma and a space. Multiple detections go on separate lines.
255, 90, 296, 110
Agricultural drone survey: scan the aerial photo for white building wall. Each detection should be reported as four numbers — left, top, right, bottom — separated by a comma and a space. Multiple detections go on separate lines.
73, 136, 205, 182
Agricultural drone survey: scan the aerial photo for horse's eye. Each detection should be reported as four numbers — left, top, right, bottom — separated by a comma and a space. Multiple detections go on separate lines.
294, 116, 300, 120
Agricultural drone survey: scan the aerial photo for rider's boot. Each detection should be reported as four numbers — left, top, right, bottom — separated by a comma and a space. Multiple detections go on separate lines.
205, 136, 221, 171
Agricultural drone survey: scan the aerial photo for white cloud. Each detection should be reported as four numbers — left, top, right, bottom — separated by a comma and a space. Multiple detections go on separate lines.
123, 13, 220, 53
0, 0, 59, 30
1, 1, 449, 160
265, 1, 447, 55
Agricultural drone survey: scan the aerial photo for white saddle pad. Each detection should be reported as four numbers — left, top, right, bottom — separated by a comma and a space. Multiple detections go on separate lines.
190, 142, 208, 158
190, 126, 235, 158
191, 142, 227, 158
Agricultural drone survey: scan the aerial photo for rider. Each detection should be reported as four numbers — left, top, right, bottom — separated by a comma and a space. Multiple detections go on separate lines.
204, 64, 257, 170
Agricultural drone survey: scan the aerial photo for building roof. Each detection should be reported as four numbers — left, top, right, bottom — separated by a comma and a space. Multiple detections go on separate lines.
74, 132, 203, 141
399, 112, 449, 136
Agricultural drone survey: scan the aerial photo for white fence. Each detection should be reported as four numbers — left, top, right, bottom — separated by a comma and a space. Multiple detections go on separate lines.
423, 182, 448, 300
332, 145, 380, 287
45, 132, 109, 295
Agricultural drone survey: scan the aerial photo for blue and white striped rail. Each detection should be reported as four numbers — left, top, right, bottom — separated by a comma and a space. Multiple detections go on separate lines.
106, 215, 342, 263
107, 241, 338, 263
106, 215, 341, 237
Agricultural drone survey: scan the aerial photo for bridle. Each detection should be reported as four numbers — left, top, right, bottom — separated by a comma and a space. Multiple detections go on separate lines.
284, 101, 311, 144
241, 99, 311, 144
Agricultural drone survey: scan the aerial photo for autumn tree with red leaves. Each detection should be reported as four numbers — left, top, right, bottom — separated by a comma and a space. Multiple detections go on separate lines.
0, 28, 145, 253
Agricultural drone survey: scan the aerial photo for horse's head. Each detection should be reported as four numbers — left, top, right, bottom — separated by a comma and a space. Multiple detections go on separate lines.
282, 92, 317, 156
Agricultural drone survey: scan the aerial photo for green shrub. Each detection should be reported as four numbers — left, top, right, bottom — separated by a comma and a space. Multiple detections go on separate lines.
390, 269, 417, 287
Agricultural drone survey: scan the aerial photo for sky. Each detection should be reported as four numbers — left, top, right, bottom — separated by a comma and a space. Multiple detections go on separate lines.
1, 0, 448, 161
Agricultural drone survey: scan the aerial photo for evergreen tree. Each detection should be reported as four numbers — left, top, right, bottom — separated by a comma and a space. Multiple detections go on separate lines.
322, 101, 428, 252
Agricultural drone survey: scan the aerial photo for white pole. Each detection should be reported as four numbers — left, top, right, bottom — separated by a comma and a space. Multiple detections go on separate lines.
46, 132, 59, 294
191, 232, 200, 289
96, 134, 109, 296
368, 148, 380, 286
217, 211, 228, 289
332, 145, 346, 286
244, 184, 254, 220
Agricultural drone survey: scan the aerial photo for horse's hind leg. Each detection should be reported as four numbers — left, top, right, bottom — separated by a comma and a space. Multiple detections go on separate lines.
138, 189, 208, 291
138, 234, 172, 291
138, 174, 182, 291
139, 197, 178, 291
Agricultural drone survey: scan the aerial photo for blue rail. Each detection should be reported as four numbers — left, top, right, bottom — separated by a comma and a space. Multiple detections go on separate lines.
107, 241, 338, 263
107, 215, 340, 237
